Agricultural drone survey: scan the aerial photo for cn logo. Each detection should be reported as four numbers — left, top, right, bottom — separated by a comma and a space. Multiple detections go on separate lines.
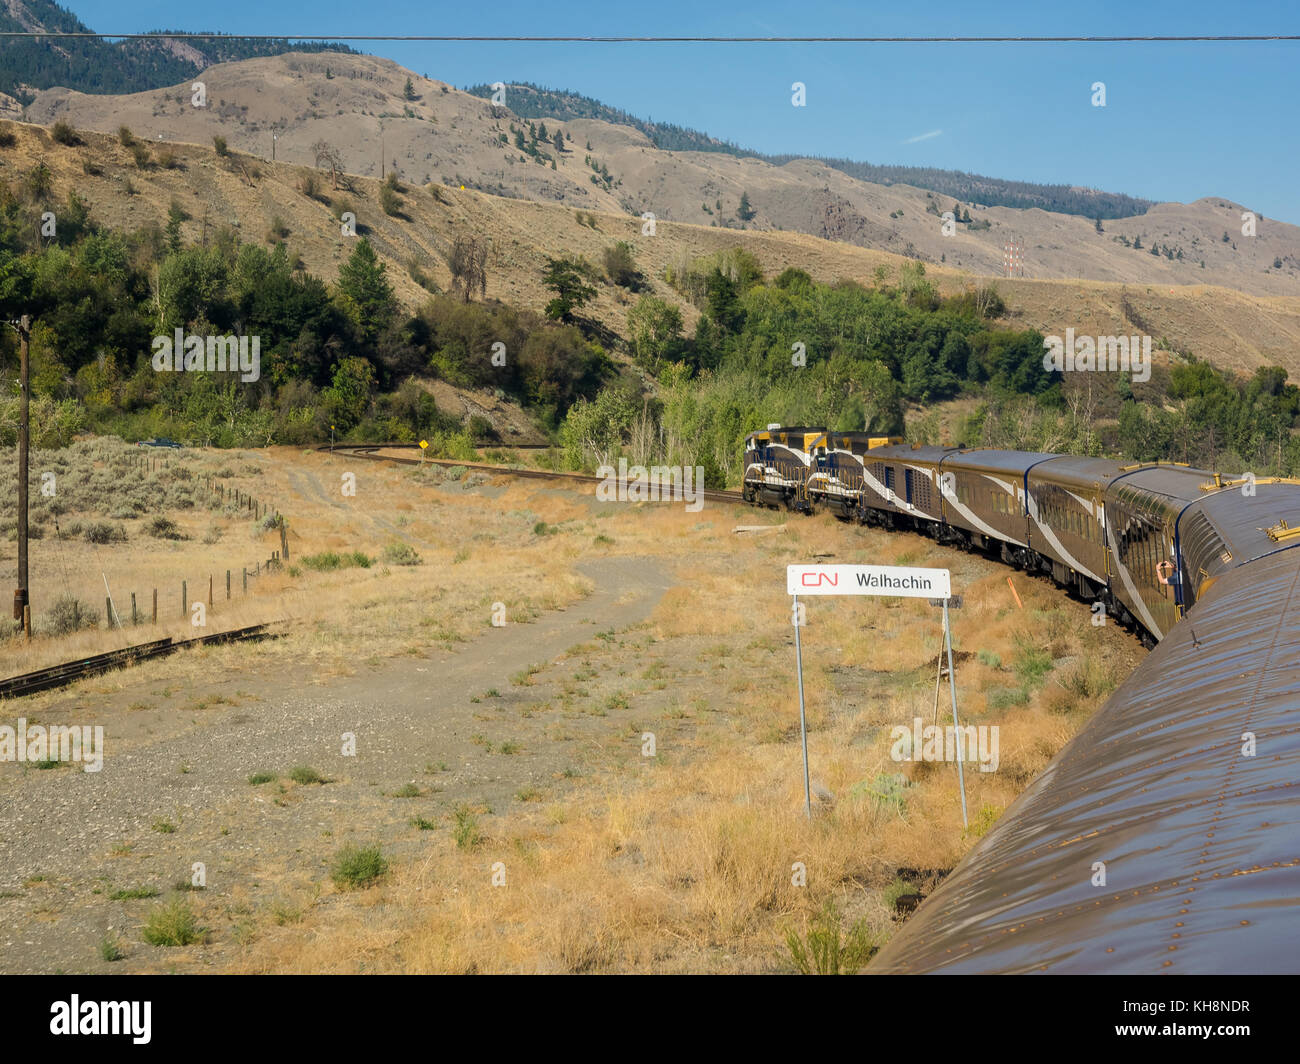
801, 572, 837, 588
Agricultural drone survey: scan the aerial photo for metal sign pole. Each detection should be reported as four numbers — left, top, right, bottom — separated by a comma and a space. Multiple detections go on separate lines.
943, 598, 968, 829
792, 593, 812, 819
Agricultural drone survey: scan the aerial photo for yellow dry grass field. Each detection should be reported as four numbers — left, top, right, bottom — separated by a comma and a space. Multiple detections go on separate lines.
0, 440, 1144, 973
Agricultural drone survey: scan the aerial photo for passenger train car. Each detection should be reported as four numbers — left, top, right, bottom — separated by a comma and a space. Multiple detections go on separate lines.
744, 425, 1300, 972
743, 427, 1300, 647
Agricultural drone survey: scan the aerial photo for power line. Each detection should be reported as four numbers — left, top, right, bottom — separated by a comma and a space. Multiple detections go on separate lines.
0, 32, 1298, 43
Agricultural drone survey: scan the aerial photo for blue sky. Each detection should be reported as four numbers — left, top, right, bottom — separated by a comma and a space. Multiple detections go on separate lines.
76, 0, 1300, 223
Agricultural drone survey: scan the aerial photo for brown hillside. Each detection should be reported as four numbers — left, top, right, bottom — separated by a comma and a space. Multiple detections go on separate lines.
2, 109, 1298, 394
22, 51, 1300, 300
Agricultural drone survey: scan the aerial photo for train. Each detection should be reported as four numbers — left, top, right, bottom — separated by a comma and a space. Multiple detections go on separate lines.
744, 424, 1300, 647
744, 424, 1300, 972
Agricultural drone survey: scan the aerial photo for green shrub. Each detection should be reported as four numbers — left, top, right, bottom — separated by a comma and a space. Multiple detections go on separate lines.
84, 521, 127, 544
141, 897, 206, 946
380, 184, 402, 217
146, 516, 184, 540
109, 886, 160, 900
850, 772, 910, 819
288, 765, 326, 785
330, 845, 388, 890
45, 594, 100, 635
51, 121, 79, 146
301, 550, 372, 571
99, 934, 125, 961
785, 900, 878, 974
382, 541, 422, 566
452, 806, 481, 850
247, 771, 276, 785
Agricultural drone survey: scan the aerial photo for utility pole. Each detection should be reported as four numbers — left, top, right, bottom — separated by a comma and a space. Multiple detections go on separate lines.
13, 314, 30, 630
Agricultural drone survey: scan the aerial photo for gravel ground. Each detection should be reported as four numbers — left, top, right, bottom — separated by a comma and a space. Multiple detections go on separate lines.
0, 555, 670, 973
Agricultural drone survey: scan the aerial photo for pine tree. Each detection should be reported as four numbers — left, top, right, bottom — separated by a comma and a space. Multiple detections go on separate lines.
403, 77, 416, 101
165, 202, 184, 254
337, 237, 395, 345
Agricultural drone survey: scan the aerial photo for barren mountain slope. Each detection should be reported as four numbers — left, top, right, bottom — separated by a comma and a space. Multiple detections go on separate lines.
23, 51, 1300, 299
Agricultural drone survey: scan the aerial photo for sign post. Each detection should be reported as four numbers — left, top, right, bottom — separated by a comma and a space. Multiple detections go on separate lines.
786, 564, 965, 825
791, 593, 811, 819
942, 599, 967, 828
419, 439, 428, 466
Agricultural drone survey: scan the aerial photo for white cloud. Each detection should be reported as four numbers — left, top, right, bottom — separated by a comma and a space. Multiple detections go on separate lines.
903, 129, 944, 144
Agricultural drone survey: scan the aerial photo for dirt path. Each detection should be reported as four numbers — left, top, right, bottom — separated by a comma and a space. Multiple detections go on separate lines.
0, 555, 670, 973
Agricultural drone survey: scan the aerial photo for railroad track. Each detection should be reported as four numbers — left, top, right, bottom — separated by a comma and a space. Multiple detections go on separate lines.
322, 443, 745, 506
0, 623, 279, 700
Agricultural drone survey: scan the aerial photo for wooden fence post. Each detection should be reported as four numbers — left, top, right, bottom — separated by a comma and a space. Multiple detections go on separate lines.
242, 568, 247, 593
131, 592, 137, 626
152, 588, 157, 624
226, 570, 231, 600
182, 579, 187, 618
208, 574, 213, 606
280, 518, 289, 561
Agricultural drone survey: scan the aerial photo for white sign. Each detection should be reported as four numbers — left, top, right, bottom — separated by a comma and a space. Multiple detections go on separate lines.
786, 564, 951, 599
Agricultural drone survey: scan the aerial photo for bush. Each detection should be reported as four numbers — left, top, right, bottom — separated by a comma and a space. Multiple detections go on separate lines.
141, 897, 206, 946
117, 126, 135, 147
51, 121, 79, 146
602, 241, 639, 287
330, 845, 388, 889
146, 516, 185, 540
129, 142, 151, 169
212, 135, 228, 156
785, 900, 878, 975
382, 541, 422, 566
45, 594, 101, 636
83, 521, 127, 544
289, 765, 326, 785
300, 550, 372, 571
452, 806, 481, 850
0, 130, 15, 148
379, 184, 402, 217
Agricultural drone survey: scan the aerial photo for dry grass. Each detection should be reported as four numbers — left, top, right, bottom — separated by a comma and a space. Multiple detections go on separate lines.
158, 459, 1140, 974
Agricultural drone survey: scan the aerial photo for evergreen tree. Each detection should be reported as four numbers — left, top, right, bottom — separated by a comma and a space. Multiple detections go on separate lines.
337, 237, 395, 345
542, 257, 596, 322
165, 201, 185, 254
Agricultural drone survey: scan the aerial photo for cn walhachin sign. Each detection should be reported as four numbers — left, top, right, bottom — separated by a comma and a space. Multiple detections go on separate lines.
785, 564, 967, 826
